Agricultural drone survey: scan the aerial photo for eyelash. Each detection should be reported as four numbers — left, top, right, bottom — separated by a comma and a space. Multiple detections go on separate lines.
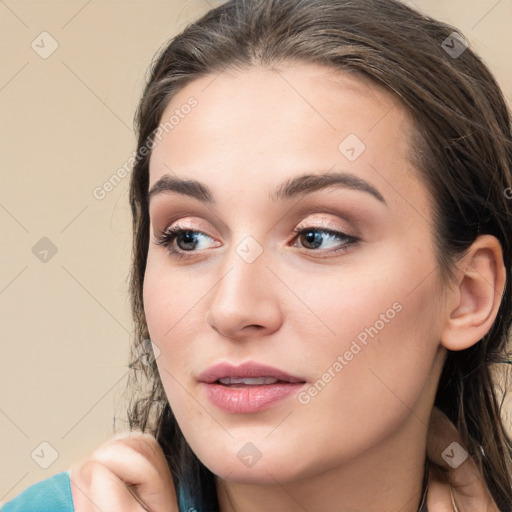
154, 224, 360, 261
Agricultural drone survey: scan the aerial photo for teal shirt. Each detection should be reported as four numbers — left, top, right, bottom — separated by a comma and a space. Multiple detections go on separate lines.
1, 472, 73, 512
0, 471, 190, 512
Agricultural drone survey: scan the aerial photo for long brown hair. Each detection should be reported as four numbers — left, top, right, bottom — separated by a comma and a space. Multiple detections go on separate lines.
122, 0, 512, 510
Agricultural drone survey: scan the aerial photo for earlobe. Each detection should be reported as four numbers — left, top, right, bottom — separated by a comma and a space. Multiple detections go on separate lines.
441, 235, 506, 352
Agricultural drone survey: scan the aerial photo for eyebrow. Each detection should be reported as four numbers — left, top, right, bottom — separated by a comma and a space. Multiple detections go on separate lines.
148, 171, 386, 205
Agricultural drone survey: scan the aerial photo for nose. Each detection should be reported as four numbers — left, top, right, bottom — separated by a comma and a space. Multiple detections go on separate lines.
205, 239, 283, 340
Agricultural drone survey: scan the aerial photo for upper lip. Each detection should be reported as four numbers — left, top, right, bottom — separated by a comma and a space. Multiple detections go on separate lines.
198, 361, 306, 383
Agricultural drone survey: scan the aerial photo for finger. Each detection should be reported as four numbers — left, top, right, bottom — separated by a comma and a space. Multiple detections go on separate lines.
89, 431, 178, 512
426, 464, 457, 512
70, 460, 151, 512
426, 407, 498, 511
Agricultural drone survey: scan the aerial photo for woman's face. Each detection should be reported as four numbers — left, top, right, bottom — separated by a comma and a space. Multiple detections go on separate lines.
143, 63, 448, 483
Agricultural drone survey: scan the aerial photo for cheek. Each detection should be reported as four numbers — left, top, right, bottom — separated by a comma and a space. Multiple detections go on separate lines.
298, 249, 442, 441
143, 251, 205, 345
141, 238, 443, 478
143, 264, 201, 424
142, 253, 198, 385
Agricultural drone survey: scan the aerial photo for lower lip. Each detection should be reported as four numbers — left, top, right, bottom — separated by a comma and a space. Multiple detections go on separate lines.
201, 382, 306, 413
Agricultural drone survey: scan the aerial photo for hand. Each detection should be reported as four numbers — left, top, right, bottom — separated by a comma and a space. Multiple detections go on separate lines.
426, 406, 499, 511
69, 430, 178, 511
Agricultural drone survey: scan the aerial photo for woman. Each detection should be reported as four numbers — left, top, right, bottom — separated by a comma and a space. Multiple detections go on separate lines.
2, 0, 511, 511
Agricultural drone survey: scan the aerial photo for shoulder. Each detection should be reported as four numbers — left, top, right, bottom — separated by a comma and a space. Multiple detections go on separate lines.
1, 471, 74, 512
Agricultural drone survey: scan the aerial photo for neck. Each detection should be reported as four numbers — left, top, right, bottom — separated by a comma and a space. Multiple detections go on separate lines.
216, 413, 429, 512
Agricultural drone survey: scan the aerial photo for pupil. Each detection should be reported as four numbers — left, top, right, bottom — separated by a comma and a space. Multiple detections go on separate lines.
304, 231, 322, 249
179, 231, 197, 250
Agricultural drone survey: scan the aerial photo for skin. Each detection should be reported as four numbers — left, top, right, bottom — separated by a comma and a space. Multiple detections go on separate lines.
68, 64, 505, 511
67, 409, 500, 511
144, 64, 444, 512
142, 63, 505, 512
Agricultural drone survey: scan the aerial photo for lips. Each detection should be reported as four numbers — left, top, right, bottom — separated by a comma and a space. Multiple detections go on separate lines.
197, 361, 306, 385
198, 361, 307, 414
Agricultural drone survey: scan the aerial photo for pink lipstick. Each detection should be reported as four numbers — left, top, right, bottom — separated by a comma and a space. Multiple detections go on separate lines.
198, 361, 307, 414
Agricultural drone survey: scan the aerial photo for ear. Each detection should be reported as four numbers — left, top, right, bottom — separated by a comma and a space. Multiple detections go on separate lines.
441, 234, 506, 351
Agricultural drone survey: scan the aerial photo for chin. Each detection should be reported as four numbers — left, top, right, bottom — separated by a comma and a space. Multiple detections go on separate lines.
194, 443, 315, 484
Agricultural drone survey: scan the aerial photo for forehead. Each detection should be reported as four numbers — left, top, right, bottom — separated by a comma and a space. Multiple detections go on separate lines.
147, 63, 426, 215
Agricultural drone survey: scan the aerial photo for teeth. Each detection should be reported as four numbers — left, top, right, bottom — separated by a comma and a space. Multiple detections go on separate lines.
218, 377, 280, 385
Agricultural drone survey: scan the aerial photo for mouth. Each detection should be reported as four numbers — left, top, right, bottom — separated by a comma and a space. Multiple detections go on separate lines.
197, 361, 307, 413
214, 376, 303, 387
197, 361, 307, 385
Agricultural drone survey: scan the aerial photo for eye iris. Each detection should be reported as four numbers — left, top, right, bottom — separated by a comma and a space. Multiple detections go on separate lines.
178, 230, 199, 250
302, 230, 323, 249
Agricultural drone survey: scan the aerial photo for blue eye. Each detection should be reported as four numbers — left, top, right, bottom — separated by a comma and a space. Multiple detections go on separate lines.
155, 227, 214, 260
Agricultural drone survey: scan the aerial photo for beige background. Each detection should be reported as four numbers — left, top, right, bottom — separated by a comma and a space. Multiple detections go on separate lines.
1, 0, 511, 504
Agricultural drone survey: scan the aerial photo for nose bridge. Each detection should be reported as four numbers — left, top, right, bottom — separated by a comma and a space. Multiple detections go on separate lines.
214, 233, 269, 306
206, 233, 282, 336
